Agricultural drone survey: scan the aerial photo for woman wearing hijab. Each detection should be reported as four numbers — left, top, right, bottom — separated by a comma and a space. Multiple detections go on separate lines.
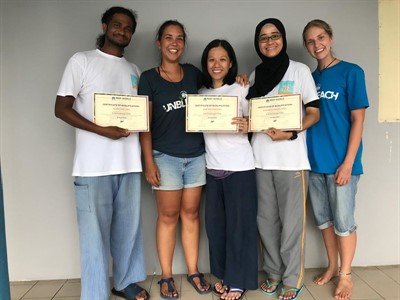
248, 18, 320, 300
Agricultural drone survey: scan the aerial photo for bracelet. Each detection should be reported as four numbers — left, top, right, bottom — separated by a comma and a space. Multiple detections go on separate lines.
288, 131, 298, 140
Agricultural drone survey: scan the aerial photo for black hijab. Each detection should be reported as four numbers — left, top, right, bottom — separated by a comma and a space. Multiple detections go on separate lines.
246, 18, 290, 99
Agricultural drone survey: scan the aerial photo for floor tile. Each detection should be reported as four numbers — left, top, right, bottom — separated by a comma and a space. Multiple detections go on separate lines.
54, 281, 80, 297
246, 288, 278, 299
298, 287, 315, 300
368, 280, 400, 299
21, 298, 52, 300
10, 267, 400, 300
306, 283, 337, 299
10, 284, 35, 300
180, 290, 213, 300
10, 281, 37, 286
351, 280, 383, 299
66, 278, 81, 283
23, 281, 65, 298
377, 265, 400, 283
353, 267, 393, 284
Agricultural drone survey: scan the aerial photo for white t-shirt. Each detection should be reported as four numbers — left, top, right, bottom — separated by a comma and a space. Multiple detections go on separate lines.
250, 60, 318, 170
199, 83, 254, 171
57, 49, 142, 176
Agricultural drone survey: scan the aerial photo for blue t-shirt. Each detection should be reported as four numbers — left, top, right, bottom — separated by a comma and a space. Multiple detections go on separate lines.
138, 63, 205, 158
307, 61, 369, 175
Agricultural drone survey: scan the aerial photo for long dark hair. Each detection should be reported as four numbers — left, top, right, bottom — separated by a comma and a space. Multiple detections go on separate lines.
96, 6, 137, 48
201, 39, 238, 89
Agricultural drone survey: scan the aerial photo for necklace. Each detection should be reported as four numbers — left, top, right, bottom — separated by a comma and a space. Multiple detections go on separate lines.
319, 57, 337, 73
159, 65, 182, 83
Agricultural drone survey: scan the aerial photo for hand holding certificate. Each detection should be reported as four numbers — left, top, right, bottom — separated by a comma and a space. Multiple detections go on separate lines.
93, 93, 149, 132
249, 94, 302, 131
186, 94, 239, 132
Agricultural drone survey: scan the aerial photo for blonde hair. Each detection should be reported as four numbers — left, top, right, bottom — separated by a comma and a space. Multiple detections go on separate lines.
302, 19, 333, 46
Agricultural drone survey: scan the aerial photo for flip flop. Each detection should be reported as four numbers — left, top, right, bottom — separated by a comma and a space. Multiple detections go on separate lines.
212, 280, 226, 296
260, 279, 282, 296
187, 272, 211, 294
278, 285, 304, 300
111, 283, 149, 300
158, 277, 179, 299
221, 287, 247, 300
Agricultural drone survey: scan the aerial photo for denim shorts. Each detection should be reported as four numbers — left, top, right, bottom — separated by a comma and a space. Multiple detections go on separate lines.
308, 172, 360, 236
152, 150, 206, 190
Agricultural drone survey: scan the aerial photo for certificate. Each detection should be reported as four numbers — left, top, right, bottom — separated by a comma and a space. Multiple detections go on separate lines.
93, 93, 149, 132
186, 94, 238, 132
249, 94, 302, 131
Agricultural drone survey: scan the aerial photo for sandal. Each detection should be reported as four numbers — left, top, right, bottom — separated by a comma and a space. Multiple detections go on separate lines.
187, 272, 211, 294
278, 285, 304, 300
221, 286, 247, 300
212, 280, 226, 296
111, 283, 149, 300
260, 279, 282, 296
158, 277, 179, 299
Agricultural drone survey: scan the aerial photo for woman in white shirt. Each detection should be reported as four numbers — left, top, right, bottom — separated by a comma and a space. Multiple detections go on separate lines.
199, 39, 258, 300
248, 18, 320, 300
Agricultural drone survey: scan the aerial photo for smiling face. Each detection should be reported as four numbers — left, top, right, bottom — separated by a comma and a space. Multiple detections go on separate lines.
207, 46, 232, 88
102, 13, 134, 49
157, 25, 185, 63
258, 24, 283, 58
304, 26, 333, 61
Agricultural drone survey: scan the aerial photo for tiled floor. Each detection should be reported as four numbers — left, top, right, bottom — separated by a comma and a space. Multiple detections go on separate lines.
10, 266, 400, 300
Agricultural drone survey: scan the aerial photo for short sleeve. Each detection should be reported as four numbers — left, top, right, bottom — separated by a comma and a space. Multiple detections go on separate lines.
240, 85, 250, 116
300, 65, 318, 105
138, 72, 154, 102
347, 65, 369, 110
57, 53, 86, 97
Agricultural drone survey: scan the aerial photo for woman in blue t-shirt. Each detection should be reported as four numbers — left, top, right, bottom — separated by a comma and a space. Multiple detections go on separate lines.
303, 19, 369, 300
138, 20, 210, 299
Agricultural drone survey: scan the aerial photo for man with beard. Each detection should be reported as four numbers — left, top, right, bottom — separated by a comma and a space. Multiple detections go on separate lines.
55, 7, 149, 300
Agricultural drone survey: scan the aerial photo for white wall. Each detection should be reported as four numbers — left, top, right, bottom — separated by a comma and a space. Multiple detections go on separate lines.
1, 0, 398, 281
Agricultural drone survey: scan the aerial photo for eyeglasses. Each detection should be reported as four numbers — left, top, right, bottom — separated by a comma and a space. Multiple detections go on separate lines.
258, 33, 282, 43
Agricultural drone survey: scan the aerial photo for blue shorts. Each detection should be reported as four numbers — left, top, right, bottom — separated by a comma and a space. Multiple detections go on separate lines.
152, 150, 206, 190
308, 172, 360, 236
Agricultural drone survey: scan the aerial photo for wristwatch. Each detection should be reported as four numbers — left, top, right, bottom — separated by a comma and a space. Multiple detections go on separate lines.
288, 131, 298, 140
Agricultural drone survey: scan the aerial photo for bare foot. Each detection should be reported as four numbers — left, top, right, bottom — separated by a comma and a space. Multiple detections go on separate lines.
314, 267, 339, 285
335, 274, 353, 300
